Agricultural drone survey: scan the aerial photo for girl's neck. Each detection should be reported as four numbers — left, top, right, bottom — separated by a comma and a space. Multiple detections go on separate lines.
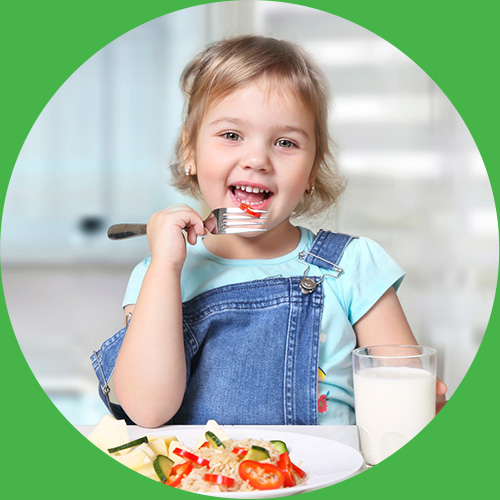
202, 220, 301, 260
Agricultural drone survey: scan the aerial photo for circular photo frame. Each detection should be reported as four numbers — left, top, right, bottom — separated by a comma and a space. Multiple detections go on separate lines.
1, 1, 498, 497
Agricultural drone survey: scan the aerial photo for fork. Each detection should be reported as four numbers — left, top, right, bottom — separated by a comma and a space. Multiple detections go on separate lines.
107, 207, 268, 240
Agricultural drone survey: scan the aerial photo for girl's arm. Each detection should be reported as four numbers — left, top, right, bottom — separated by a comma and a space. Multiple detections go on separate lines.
112, 205, 206, 428
353, 286, 416, 347
354, 286, 447, 410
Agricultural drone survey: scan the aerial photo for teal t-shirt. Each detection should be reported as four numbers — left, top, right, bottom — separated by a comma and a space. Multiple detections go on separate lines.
122, 227, 405, 424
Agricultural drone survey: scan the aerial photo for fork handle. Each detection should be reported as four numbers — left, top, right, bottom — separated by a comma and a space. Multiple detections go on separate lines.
107, 223, 147, 240
107, 221, 196, 240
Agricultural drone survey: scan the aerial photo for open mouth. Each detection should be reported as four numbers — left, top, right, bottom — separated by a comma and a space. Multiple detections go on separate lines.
230, 185, 273, 208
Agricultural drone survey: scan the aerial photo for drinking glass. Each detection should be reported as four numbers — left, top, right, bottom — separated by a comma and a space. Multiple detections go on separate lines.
353, 345, 437, 466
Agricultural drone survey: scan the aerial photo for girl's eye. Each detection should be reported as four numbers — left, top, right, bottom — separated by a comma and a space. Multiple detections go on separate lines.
276, 139, 296, 148
223, 132, 241, 141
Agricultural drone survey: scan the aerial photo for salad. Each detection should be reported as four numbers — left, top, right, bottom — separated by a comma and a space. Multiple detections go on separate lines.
88, 417, 307, 492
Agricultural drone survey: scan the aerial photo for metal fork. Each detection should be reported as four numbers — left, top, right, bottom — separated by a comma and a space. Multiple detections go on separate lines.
107, 207, 268, 240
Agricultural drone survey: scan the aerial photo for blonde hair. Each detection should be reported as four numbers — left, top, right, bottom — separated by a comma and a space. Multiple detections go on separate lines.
170, 35, 346, 217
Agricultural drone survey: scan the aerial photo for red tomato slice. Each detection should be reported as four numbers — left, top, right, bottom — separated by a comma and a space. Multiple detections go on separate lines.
238, 460, 284, 490
203, 474, 236, 487
199, 441, 210, 449
172, 447, 210, 467
291, 462, 306, 479
166, 462, 193, 487
232, 447, 249, 457
277, 452, 296, 487
239, 203, 262, 218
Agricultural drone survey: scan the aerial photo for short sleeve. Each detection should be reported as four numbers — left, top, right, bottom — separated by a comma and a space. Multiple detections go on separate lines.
333, 237, 405, 325
121, 254, 151, 309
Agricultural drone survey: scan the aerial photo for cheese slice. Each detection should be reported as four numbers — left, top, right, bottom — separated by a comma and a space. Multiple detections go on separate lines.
136, 442, 156, 461
112, 447, 152, 470
87, 415, 129, 452
194, 419, 230, 450
168, 440, 192, 465
136, 462, 160, 481
149, 438, 168, 457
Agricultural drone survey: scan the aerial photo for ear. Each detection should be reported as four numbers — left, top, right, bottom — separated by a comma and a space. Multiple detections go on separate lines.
182, 128, 197, 175
307, 169, 317, 192
184, 156, 197, 176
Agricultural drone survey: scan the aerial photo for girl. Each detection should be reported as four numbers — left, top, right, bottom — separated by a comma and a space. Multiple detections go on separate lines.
92, 35, 446, 428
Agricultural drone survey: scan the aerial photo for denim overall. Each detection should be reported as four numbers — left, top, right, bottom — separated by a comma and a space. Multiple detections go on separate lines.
91, 230, 355, 426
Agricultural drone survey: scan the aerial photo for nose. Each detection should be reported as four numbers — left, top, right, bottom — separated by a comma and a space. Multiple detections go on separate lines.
240, 143, 272, 172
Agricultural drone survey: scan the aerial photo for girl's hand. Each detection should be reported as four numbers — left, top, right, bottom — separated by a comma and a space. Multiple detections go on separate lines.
146, 204, 206, 269
436, 378, 447, 413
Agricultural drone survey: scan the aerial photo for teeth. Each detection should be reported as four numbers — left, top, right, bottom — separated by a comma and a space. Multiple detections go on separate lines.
232, 185, 272, 206
239, 199, 262, 206
234, 185, 270, 194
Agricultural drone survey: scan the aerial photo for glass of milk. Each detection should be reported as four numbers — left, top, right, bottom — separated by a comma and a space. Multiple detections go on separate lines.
353, 345, 436, 466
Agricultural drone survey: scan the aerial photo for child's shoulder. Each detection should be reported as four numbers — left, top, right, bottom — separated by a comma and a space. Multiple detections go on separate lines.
309, 229, 401, 278
343, 234, 387, 256
310, 229, 387, 261
317, 232, 405, 323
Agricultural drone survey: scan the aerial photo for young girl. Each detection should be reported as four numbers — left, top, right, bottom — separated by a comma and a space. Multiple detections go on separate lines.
92, 35, 446, 428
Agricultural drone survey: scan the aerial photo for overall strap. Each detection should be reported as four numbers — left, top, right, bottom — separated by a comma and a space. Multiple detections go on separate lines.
298, 230, 357, 294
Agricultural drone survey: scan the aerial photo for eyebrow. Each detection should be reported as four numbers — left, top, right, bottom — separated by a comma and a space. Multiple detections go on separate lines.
208, 117, 243, 128
208, 117, 311, 139
279, 125, 311, 140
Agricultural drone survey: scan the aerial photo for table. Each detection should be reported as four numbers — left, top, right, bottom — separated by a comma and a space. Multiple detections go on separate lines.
76, 424, 358, 447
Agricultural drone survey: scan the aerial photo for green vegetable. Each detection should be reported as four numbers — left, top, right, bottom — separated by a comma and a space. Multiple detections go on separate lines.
244, 445, 270, 461
205, 431, 225, 449
153, 454, 175, 483
107, 436, 149, 453
270, 440, 289, 454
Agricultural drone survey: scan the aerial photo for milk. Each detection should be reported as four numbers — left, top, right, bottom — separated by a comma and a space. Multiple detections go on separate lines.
354, 366, 436, 465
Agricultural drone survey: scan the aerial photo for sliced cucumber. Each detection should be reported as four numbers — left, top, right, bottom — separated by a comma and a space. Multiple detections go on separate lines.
107, 436, 149, 454
153, 454, 175, 483
244, 445, 270, 461
270, 440, 289, 454
205, 431, 225, 449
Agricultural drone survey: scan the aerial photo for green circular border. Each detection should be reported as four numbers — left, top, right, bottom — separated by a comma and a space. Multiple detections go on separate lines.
1, 0, 498, 497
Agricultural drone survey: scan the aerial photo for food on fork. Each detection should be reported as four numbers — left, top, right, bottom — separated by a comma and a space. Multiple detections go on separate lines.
87, 417, 307, 492
239, 202, 264, 218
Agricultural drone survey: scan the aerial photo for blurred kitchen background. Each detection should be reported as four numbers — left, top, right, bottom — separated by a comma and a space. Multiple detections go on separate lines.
1, 1, 497, 425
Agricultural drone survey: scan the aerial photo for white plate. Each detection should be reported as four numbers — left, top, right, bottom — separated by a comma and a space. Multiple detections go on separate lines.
138, 427, 364, 498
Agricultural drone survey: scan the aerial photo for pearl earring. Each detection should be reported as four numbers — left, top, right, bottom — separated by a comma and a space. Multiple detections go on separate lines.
307, 185, 316, 195
185, 165, 192, 176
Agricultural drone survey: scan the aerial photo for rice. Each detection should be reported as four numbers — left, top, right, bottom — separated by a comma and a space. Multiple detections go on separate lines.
175, 438, 306, 493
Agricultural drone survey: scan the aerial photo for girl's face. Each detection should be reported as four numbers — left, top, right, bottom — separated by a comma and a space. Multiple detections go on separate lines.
191, 79, 316, 232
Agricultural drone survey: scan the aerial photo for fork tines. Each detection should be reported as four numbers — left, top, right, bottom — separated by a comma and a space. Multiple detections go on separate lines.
224, 220, 267, 227
220, 226, 267, 234
224, 214, 268, 221
223, 213, 268, 225
215, 207, 268, 234
223, 208, 268, 220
